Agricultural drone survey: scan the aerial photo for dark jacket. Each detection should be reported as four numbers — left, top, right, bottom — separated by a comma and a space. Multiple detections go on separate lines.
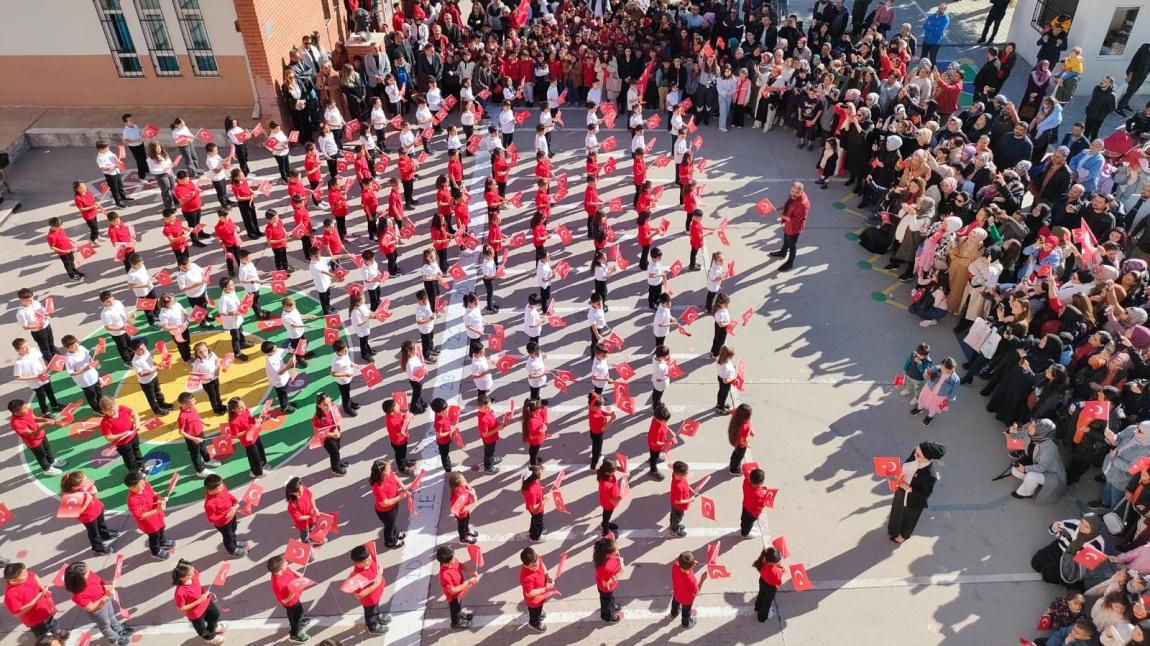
1085, 84, 1117, 123
993, 134, 1034, 170
1128, 44, 1150, 80
903, 454, 938, 509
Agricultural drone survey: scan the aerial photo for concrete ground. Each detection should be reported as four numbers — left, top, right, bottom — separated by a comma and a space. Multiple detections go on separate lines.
0, 109, 1088, 646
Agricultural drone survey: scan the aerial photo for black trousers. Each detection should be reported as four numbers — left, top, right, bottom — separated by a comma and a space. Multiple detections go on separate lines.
483, 278, 495, 309
84, 218, 98, 241
755, 578, 777, 622
590, 432, 604, 467
211, 179, 229, 208
272, 247, 290, 271
729, 446, 746, 473
29, 438, 56, 471
392, 441, 408, 469
780, 233, 799, 264
670, 507, 685, 531
190, 600, 221, 639
31, 326, 56, 361
234, 143, 250, 175
244, 439, 267, 475
274, 155, 291, 181
59, 252, 80, 278
83, 510, 113, 550
599, 590, 616, 621
652, 388, 664, 408
649, 449, 661, 474
647, 284, 662, 309
717, 379, 732, 409
109, 333, 132, 362
528, 605, 544, 627
740, 506, 757, 537
376, 506, 400, 545
324, 437, 343, 470
31, 383, 60, 415
539, 286, 552, 314
594, 279, 608, 307
286, 602, 305, 635
182, 208, 202, 233
185, 438, 209, 473
337, 382, 356, 411
410, 379, 424, 406
138, 380, 165, 413
317, 289, 331, 313
203, 378, 225, 412
423, 280, 439, 307
146, 526, 167, 555
438, 441, 452, 469
456, 514, 471, 540
364, 603, 385, 630
483, 442, 497, 469
81, 383, 104, 413
711, 322, 729, 357
104, 173, 128, 203
529, 511, 545, 540
128, 144, 147, 178
601, 508, 615, 534
216, 517, 239, 554
449, 599, 463, 626
528, 443, 542, 466
403, 179, 415, 205
705, 289, 718, 313
116, 437, 144, 473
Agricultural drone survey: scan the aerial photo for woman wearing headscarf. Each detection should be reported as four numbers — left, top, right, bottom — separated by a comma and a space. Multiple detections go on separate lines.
1066, 387, 1124, 485
1029, 97, 1063, 165
859, 134, 903, 209
1010, 418, 1067, 503
947, 228, 988, 313
986, 334, 1066, 425
1018, 60, 1053, 123
1030, 512, 1105, 589
887, 441, 945, 544
889, 188, 932, 274
957, 245, 1003, 328
910, 214, 962, 282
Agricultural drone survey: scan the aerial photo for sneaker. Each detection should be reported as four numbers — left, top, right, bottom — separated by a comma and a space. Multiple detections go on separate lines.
367, 624, 388, 635
728, 467, 740, 476
530, 623, 547, 632
207, 636, 224, 644
451, 620, 472, 630
604, 614, 621, 624
289, 633, 310, 642
899, 388, 909, 396
231, 548, 247, 558
44, 467, 62, 476
283, 404, 297, 413
93, 544, 114, 555
152, 549, 171, 560
250, 471, 266, 478
105, 530, 122, 540
116, 635, 131, 646
235, 353, 249, 362
649, 471, 664, 481
196, 469, 215, 478
332, 468, 347, 476
919, 319, 938, 327
206, 460, 222, 468
484, 466, 500, 474
684, 617, 697, 629
460, 536, 477, 544
922, 416, 934, 426
162, 539, 176, 548
909, 407, 922, 416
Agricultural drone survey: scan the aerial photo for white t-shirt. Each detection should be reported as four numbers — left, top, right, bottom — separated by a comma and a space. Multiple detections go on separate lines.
590, 357, 610, 389
132, 352, 158, 384
648, 262, 666, 286
718, 360, 737, 382
594, 264, 608, 281
585, 132, 598, 151
237, 262, 261, 292
218, 291, 243, 330
159, 303, 188, 332
361, 259, 382, 285
415, 303, 434, 334
206, 153, 227, 182
706, 263, 724, 293
673, 138, 688, 163
526, 355, 547, 388
406, 356, 425, 381
13, 348, 47, 393
265, 348, 292, 388
651, 359, 669, 392
481, 258, 497, 280
310, 257, 333, 293
282, 308, 305, 339
447, 133, 462, 152
331, 352, 354, 385
471, 355, 494, 391
535, 134, 549, 156
66, 347, 99, 388
172, 124, 194, 144
100, 302, 130, 336
587, 306, 607, 330
535, 262, 553, 288
416, 106, 433, 129
427, 88, 443, 111
270, 131, 290, 157
463, 307, 484, 340
147, 156, 173, 177
631, 134, 646, 153
97, 150, 120, 175
325, 106, 346, 129
420, 262, 440, 282
127, 265, 154, 296
539, 111, 554, 133
351, 304, 372, 336
715, 307, 732, 328
399, 130, 416, 153
499, 110, 516, 135
16, 302, 48, 331
371, 106, 387, 129
586, 110, 599, 127
176, 263, 207, 298
192, 353, 220, 381
653, 306, 672, 337
523, 306, 543, 337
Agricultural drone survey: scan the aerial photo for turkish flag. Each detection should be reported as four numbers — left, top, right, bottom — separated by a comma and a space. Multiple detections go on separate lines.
310, 512, 339, 543
270, 278, 287, 295
211, 563, 231, 588
726, 260, 736, 278
700, 496, 716, 521
741, 462, 760, 478
284, 538, 313, 566
556, 225, 574, 245
756, 197, 775, 215
467, 543, 484, 568
679, 419, 699, 437
57, 492, 86, 518
772, 536, 790, 559
873, 456, 901, 478
135, 297, 157, 311
669, 260, 683, 278
241, 481, 264, 514
1006, 434, 1026, 451
188, 306, 208, 323
392, 391, 409, 413
603, 332, 624, 352
547, 314, 567, 328
679, 307, 700, 326
616, 394, 635, 414
1036, 614, 1053, 631
495, 354, 517, 373
615, 452, 628, 474
323, 328, 340, 345
294, 338, 308, 356
449, 263, 466, 280
1072, 545, 1107, 569
48, 354, 67, 372
361, 364, 383, 387
667, 361, 685, 379
741, 307, 754, 326
341, 573, 372, 594
762, 488, 778, 509
154, 269, 174, 287
286, 576, 316, 595
706, 563, 731, 579
0, 503, 15, 528
789, 563, 813, 591
614, 362, 635, 381
1129, 455, 1150, 475
208, 437, 235, 460
552, 489, 570, 513
608, 196, 622, 213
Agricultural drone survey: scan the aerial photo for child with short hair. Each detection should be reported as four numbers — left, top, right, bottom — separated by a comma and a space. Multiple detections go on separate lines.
588, 392, 617, 469
652, 345, 671, 408
519, 547, 554, 632
383, 399, 415, 472
435, 546, 476, 629
348, 545, 390, 634
267, 555, 311, 643
312, 392, 346, 475
131, 338, 171, 415
432, 397, 456, 472
647, 247, 667, 309
901, 342, 933, 399
522, 398, 548, 467
11, 337, 62, 417
203, 473, 250, 557
470, 343, 494, 401
669, 552, 701, 629
62, 334, 102, 412
7, 399, 64, 475
229, 397, 267, 477
647, 403, 673, 481
668, 460, 694, 537
522, 465, 546, 540
125, 470, 173, 559
98, 290, 133, 362
4, 562, 70, 643
740, 466, 771, 537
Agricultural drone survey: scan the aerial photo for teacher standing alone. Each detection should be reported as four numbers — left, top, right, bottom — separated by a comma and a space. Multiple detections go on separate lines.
887, 442, 946, 544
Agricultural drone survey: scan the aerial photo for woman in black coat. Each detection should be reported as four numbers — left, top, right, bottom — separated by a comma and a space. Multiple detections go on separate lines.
888, 441, 946, 543
985, 334, 1065, 425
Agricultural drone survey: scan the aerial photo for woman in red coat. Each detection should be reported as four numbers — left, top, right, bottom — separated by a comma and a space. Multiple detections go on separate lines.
771, 181, 810, 271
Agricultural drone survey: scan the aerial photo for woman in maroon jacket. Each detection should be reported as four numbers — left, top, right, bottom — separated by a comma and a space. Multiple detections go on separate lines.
770, 181, 810, 271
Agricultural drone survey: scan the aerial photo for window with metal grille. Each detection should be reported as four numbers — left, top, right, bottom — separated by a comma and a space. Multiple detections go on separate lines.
133, 0, 181, 76
173, 0, 219, 76
1031, 0, 1079, 32
92, 0, 144, 78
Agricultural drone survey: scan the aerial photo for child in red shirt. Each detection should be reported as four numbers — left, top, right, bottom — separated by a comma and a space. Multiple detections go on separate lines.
176, 392, 219, 477
73, 180, 100, 242
522, 398, 548, 466
397, 151, 417, 208
8, 399, 62, 475
106, 211, 135, 272
447, 150, 464, 191
126, 470, 173, 559
597, 459, 623, 536
741, 466, 773, 537
448, 472, 478, 544
290, 195, 314, 259
584, 173, 602, 237
521, 465, 546, 541
329, 177, 350, 240
647, 403, 673, 481
229, 168, 260, 238
63, 561, 129, 642
303, 144, 323, 191
5, 563, 66, 642
754, 547, 785, 622
267, 555, 311, 642
484, 177, 503, 219
593, 538, 623, 623
534, 178, 552, 220
383, 399, 415, 472
370, 458, 409, 548
435, 176, 453, 231
476, 394, 504, 472
285, 477, 320, 544
46, 217, 83, 280
452, 189, 470, 238
203, 474, 249, 557
347, 545, 389, 634
588, 393, 617, 469
670, 551, 702, 629
519, 548, 553, 632
668, 461, 694, 537
263, 210, 290, 272
431, 397, 457, 472
728, 403, 754, 474
213, 209, 241, 276
171, 560, 219, 641
435, 546, 476, 629
687, 209, 712, 270
632, 149, 648, 206
492, 149, 510, 196
61, 471, 117, 554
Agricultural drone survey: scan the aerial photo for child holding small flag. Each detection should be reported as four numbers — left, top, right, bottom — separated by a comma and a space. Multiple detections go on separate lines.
176, 392, 219, 477
370, 459, 409, 548
348, 545, 390, 634
126, 470, 174, 559
435, 546, 476, 630
267, 555, 311, 643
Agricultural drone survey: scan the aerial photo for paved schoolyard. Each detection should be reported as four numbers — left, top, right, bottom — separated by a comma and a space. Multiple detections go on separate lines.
0, 115, 1077, 646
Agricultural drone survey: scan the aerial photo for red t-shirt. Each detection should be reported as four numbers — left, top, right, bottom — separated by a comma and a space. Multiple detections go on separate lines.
646, 419, 669, 451
637, 191, 654, 214
439, 562, 463, 601
75, 192, 98, 221
430, 225, 450, 251
265, 220, 288, 249
398, 157, 416, 181
671, 477, 692, 511
271, 569, 300, 607
436, 187, 452, 216
231, 180, 253, 201
47, 229, 75, 256
330, 188, 348, 216
450, 485, 475, 519
5, 574, 54, 627
385, 413, 409, 445
287, 486, 316, 530
76, 483, 104, 524
203, 487, 237, 527
522, 479, 544, 514
684, 190, 699, 214
107, 223, 133, 249
493, 157, 510, 183
487, 222, 503, 251
173, 181, 202, 213
321, 229, 343, 255
434, 414, 452, 446
689, 220, 704, 249
304, 154, 322, 183
743, 477, 771, 517
637, 222, 653, 246
448, 159, 463, 184
10, 412, 45, 448
532, 224, 548, 247
734, 422, 751, 448
485, 189, 501, 210
633, 157, 647, 185
177, 408, 204, 438
173, 571, 209, 619
354, 156, 371, 181
231, 410, 258, 447
373, 473, 400, 512
519, 565, 549, 608
526, 414, 546, 447
671, 564, 699, 605
352, 561, 384, 606
453, 201, 470, 228
477, 410, 499, 445
595, 554, 621, 592
127, 481, 165, 534
589, 408, 608, 435
759, 563, 785, 586
584, 186, 599, 215
534, 191, 551, 217
99, 405, 137, 447
598, 476, 620, 511
214, 220, 240, 248
287, 180, 309, 202
70, 571, 109, 611
361, 189, 379, 216
388, 190, 404, 219
163, 220, 189, 251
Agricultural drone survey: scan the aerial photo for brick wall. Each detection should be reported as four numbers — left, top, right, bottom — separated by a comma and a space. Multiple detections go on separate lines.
234, 0, 348, 125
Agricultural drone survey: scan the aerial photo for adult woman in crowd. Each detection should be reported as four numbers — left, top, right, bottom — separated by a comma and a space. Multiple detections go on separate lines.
1031, 512, 1105, 590
1008, 418, 1067, 504
1018, 60, 1053, 123
946, 227, 988, 313
283, 68, 313, 144
341, 62, 368, 124
985, 334, 1066, 426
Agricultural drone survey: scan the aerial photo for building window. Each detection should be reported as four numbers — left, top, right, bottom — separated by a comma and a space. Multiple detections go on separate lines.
1030, 0, 1078, 32
133, 0, 181, 76
1099, 7, 1141, 57
173, 0, 219, 76
92, 0, 144, 78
